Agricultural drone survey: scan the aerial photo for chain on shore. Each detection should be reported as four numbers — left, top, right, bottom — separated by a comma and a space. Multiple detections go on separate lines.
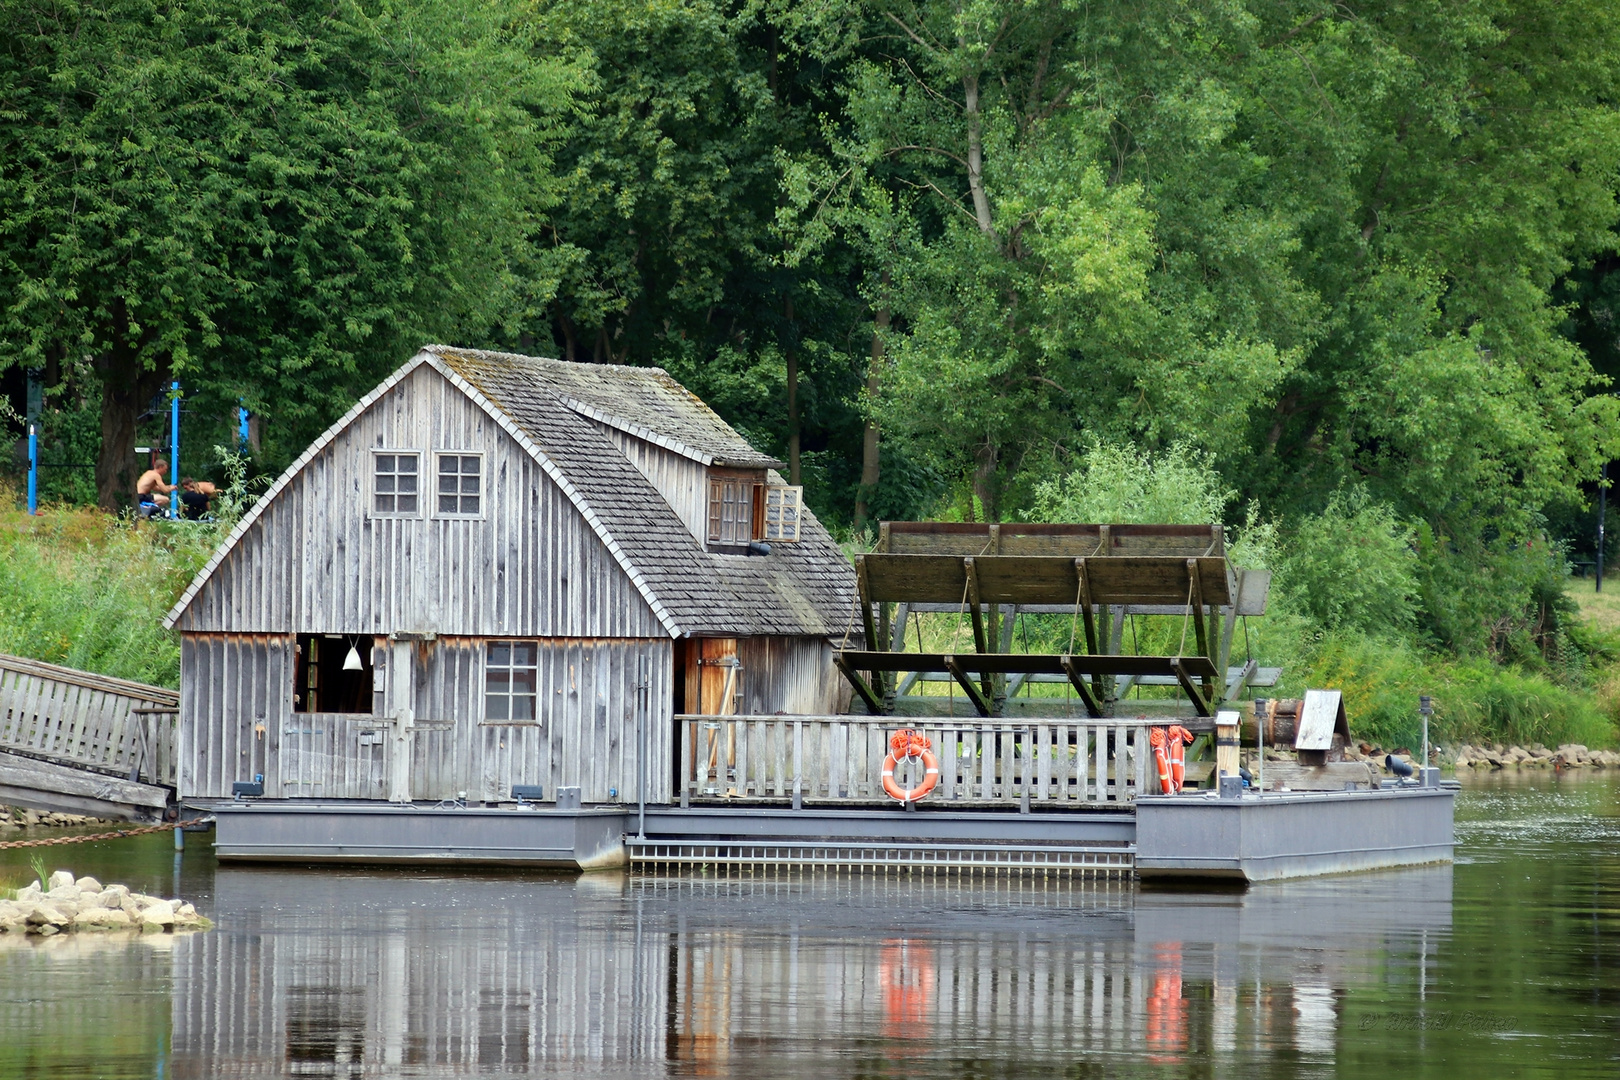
0, 822, 179, 850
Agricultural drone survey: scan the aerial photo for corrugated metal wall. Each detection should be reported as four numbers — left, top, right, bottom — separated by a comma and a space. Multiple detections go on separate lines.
181, 633, 672, 804
177, 365, 663, 638
598, 423, 709, 543
735, 636, 847, 715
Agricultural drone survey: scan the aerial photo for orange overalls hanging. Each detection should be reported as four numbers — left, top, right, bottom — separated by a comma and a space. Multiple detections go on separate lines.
1149, 725, 1197, 793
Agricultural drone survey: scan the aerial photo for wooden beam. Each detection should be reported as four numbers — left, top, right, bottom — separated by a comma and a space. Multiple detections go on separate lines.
1075, 558, 1104, 705
854, 555, 880, 652
942, 655, 993, 717
833, 652, 886, 715
835, 650, 1221, 679
1169, 658, 1213, 716
962, 557, 994, 708
876, 600, 892, 704
0, 749, 170, 814
1058, 655, 1106, 718
1225, 658, 1259, 700
859, 554, 1236, 606
1186, 559, 1212, 700
889, 602, 911, 651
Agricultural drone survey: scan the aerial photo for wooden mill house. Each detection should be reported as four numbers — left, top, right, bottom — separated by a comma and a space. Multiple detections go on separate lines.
164, 346, 855, 808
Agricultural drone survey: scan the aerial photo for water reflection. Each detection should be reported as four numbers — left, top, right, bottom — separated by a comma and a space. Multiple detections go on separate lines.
152, 866, 1455, 1078
7, 771, 1615, 1079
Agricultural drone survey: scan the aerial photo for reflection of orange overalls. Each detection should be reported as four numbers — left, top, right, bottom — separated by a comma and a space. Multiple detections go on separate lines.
1145, 944, 1187, 1062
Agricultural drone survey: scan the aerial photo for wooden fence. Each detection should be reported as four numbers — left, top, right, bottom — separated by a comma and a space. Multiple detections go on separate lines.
0, 653, 178, 787
677, 714, 1151, 807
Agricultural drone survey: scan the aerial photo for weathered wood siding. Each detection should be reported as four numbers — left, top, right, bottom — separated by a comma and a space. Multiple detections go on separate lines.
735, 636, 846, 715
409, 636, 672, 804
179, 634, 289, 801
180, 633, 672, 804
598, 423, 709, 544
0, 652, 178, 785
176, 364, 663, 638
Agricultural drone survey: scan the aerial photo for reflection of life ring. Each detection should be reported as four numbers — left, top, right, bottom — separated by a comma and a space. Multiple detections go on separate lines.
880, 939, 934, 1034
881, 728, 940, 803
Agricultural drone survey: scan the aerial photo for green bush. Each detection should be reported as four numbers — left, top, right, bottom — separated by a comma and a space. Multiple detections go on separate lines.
1414, 525, 1577, 667
1030, 441, 1234, 525
1273, 487, 1418, 637
1287, 629, 1614, 750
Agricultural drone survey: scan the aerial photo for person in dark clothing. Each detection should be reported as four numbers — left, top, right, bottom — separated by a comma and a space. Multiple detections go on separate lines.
179, 477, 217, 520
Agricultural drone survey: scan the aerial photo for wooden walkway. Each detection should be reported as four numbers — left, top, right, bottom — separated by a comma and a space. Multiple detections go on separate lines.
0, 653, 177, 820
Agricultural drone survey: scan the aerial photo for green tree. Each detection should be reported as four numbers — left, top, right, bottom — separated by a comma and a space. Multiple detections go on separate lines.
0, 0, 579, 507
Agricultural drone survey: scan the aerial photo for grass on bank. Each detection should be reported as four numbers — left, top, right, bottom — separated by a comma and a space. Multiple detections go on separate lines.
0, 490, 221, 688
885, 598, 1620, 752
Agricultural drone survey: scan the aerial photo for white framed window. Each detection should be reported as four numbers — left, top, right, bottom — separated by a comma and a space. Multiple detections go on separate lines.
763, 485, 803, 542
372, 451, 421, 516
484, 640, 539, 725
435, 453, 482, 516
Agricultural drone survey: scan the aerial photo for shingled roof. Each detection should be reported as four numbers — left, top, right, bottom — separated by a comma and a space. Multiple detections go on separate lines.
499, 349, 785, 470
426, 346, 855, 639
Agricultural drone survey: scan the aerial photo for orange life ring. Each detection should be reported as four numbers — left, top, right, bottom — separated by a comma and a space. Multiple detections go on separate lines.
882, 728, 940, 803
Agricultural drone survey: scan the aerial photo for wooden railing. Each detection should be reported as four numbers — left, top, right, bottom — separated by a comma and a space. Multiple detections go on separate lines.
0, 653, 178, 786
677, 714, 1151, 808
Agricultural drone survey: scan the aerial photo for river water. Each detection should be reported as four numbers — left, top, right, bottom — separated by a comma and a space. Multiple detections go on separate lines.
2, 773, 1616, 1079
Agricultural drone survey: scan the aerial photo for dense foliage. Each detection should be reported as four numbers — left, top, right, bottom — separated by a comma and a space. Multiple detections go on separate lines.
5, 0, 1620, 741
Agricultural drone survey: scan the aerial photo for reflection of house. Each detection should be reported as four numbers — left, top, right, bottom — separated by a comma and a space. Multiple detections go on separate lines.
163, 869, 1454, 1074
164, 346, 855, 805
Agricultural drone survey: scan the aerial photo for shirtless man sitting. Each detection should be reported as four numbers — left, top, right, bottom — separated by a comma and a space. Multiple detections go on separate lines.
136, 458, 176, 514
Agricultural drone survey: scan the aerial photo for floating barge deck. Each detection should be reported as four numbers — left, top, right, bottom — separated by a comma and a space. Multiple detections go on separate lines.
203, 781, 1453, 884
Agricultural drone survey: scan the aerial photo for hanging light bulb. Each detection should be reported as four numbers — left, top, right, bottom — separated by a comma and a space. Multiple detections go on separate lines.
343, 644, 363, 671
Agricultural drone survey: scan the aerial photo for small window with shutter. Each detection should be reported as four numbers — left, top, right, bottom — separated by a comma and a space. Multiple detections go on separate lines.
707, 474, 757, 547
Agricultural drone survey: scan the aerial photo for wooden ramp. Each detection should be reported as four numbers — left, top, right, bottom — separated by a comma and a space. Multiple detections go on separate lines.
0, 653, 177, 821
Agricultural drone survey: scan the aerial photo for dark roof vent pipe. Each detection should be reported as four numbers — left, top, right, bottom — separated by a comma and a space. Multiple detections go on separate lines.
747, 541, 773, 557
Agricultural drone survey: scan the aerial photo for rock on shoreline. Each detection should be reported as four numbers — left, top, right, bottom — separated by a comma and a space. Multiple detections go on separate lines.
0, 869, 210, 936
1449, 743, 1620, 770
2, 805, 121, 830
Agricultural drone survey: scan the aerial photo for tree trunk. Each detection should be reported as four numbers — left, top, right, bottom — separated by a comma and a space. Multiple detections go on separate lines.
853, 291, 889, 533
94, 318, 167, 513
973, 440, 1000, 523
962, 73, 996, 238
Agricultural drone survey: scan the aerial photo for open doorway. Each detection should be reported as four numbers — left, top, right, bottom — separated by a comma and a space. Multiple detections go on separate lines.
293, 634, 376, 714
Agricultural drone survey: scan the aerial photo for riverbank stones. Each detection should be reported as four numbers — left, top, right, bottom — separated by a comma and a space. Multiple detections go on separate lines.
1, 868, 209, 939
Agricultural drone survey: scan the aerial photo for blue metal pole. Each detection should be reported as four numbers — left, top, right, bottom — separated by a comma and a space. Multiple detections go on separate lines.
27, 423, 38, 515
169, 381, 180, 520
238, 404, 250, 450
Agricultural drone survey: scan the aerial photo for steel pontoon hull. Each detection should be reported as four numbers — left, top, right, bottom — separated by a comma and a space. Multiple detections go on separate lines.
1134, 787, 1455, 881
203, 787, 1452, 882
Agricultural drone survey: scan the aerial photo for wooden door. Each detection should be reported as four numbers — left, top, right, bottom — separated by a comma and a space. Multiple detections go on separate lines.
698, 639, 740, 715
277, 714, 386, 799
278, 634, 388, 803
